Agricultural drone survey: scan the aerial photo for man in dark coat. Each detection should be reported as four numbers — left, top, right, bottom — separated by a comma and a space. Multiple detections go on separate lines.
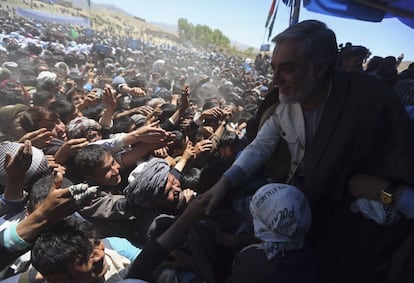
203, 20, 414, 283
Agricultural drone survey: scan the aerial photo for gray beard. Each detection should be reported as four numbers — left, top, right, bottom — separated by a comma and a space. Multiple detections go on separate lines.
279, 91, 310, 104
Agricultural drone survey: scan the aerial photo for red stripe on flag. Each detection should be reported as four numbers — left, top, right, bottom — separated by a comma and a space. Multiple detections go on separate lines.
265, 0, 277, 28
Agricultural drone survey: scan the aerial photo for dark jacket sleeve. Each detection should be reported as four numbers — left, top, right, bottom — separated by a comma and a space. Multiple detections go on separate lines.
126, 239, 169, 281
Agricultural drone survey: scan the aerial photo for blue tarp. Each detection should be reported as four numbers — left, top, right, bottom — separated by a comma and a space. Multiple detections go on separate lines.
16, 7, 90, 27
303, 0, 414, 29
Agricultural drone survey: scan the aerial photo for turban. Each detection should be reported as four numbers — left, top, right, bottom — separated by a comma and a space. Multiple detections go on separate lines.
0, 104, 28, 134
0, 141, 49, 188
124, 158, 170, 206
249, 183, 311, 260
66, 117, 102, 139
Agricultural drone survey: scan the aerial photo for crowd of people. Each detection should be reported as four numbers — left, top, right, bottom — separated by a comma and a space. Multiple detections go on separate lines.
1, 3, 414, 283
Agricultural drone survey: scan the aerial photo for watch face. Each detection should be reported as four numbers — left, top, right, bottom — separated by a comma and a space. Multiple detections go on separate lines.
380, 192, 393, 204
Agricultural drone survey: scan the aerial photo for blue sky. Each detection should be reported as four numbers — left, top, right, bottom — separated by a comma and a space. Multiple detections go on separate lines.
92, 0, 414, 61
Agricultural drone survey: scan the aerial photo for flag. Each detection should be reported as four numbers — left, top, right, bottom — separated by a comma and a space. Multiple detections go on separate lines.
268, 0, 280, 41
70, 27, 79, 39
265, 0, 277, 28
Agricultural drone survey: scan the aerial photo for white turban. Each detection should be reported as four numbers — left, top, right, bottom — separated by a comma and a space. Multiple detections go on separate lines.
249, 183, 311, 260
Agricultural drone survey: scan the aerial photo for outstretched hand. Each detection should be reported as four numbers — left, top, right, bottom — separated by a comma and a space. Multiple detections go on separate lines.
4, 140, 32, 178
18, 128, 52, 149
54, 138, 89, 164
180, 84, 190, 112
200, 176, 232, 215
131, 121, 169, 144
4, 140, 32, 200
103, 86, 121, 113
194, 139, 213, 156
38, 172, 78, 222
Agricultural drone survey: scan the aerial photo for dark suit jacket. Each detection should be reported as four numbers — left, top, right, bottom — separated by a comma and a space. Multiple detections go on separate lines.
227, 242, 317, 283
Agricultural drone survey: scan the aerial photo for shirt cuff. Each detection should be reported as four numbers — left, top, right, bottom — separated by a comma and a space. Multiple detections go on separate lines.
0, 194, 27, 205
223, 165, 245, 188
2, 222, 32, 252
395, 187, 414, 219
193, 112, 203, 126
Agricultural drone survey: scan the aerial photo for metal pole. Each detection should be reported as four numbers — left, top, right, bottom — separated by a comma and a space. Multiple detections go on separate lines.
290, 0, 301, 26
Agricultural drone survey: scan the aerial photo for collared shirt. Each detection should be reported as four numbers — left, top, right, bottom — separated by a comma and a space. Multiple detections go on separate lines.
224, 103, 307, 187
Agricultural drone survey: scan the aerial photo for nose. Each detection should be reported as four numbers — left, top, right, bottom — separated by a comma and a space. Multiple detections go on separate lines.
57, 122, 66, 132
111, 163, 120, 175
272, 69, 282, 86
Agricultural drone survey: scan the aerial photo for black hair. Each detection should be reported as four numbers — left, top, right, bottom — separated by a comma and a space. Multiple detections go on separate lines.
31, 219, 95, 277
157, 103, 177, 124
182, 167, 201, 192
112, 115, 135, 134
81, 103, 105, 122
19, 106, 60, 133
218, 130, 239, 149
167, 130, 186, 157
27, 174, 74, 213
74, 144, 112, 178
157, 77, 171, 90
202, 100, 219, 111
47, 99, 77, 125
0, 80, 26, 106
32, 90, 55, 107
130, 96, 151, 108
127, 76, 148, 89
65, 87, 86, 103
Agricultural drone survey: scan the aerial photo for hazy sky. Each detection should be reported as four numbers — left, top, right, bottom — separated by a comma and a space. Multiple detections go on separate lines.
92, 0, 414, 61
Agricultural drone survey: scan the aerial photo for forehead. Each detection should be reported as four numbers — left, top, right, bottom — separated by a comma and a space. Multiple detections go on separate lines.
271, 38, 306, 65
164, 172, 179, 192
100, 152, 113, 166
93, 152, 113, 172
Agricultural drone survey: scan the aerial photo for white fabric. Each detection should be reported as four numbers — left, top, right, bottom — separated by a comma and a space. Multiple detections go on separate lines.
233, 103, 305, 183
104, 247, 131, 283
92, 133, 126, 154
350, 198, 400, 225
0, 210, 25, 231
250, 183, 311, 260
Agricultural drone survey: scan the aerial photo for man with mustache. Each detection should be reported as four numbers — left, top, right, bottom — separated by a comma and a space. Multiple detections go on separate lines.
203, 20, 414, 283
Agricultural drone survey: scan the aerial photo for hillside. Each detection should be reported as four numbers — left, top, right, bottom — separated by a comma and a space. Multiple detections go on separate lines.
5, 0, 259, 53
3, 0, 412, 67
6, 0, 178, 46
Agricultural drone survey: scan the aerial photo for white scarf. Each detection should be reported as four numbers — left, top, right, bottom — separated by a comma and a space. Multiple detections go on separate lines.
249, 183, 312, 260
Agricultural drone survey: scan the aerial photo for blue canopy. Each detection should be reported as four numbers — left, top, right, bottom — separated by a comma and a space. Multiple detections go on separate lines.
302, 0, 414, 29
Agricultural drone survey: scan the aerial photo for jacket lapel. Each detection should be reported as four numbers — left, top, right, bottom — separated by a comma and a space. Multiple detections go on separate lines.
304, 72, 350, 173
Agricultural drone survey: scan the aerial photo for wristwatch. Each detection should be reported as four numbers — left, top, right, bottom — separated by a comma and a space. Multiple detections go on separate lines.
380, 183, 396, 205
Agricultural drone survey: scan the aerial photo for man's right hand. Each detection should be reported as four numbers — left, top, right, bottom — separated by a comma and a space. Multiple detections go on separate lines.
200, 107, 225, 121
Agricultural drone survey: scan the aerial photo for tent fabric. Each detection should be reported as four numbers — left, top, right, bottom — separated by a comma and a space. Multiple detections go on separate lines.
302, 0, 414, 29
15, 7, 91, 27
